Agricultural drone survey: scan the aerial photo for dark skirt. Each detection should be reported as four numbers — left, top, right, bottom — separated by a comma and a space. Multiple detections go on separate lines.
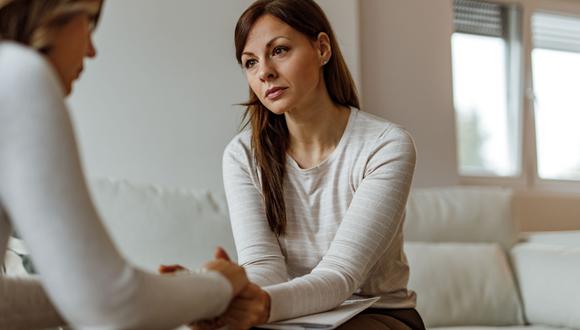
358, 308, 426, 330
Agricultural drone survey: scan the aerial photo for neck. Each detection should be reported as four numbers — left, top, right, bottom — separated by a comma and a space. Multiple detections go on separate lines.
285, 91, 350, 168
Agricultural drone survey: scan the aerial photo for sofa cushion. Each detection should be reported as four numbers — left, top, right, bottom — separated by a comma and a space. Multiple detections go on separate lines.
511, 243, 580, 329
89, 178, 237, 271
405, 242, 524, 328
405, 187, 518, 250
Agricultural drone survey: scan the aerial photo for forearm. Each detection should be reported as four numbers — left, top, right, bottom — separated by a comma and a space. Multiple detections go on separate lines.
223, 140, 291, 288
263, 268, 354, 322
76, 269, 232, 329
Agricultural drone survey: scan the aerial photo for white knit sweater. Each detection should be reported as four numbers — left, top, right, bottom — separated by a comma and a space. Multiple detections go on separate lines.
0, 42, 232, 329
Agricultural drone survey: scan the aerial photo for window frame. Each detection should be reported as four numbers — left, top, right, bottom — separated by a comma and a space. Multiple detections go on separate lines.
457, 0, 580, 194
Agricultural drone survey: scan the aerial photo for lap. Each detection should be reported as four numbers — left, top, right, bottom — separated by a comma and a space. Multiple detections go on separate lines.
336, 314, 411, 330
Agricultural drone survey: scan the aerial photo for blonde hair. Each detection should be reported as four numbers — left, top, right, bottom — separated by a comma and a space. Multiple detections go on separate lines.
0, 0, 102, 53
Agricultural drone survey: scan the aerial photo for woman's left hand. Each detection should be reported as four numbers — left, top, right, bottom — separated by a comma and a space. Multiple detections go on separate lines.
220, 282, 271, 330
206, 246, 270, 330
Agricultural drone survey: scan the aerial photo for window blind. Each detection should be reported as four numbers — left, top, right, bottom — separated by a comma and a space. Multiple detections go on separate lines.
454, 0, 506, 38
533, 12, 580, 54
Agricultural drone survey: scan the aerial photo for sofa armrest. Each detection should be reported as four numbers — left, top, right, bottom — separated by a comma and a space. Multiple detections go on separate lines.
511, 242, 580, 328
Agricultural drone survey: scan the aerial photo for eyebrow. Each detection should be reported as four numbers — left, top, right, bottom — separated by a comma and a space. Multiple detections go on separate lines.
242, 36, 291, 57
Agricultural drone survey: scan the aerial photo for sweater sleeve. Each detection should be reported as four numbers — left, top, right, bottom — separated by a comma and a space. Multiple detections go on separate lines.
1, 212, 66, 329
0, 44, 232, 329
231, 127, 416, 322
222, 137, 289, 287
266, 127, 415, 321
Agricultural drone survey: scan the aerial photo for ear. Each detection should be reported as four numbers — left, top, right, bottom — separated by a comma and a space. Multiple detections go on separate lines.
316, 32, 332, 66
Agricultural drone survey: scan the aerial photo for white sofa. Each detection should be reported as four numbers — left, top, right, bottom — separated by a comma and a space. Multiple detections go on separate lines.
6, 179, 580, 329
404, 187, 580, 329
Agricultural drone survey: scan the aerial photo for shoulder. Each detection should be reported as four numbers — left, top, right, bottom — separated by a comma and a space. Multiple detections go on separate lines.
0, 42, 43, 69
352, 109, 415, 151
0, 42, 63, 101
349, 110, 416, 173
223, 129, 254, 165
0, 42, 56, 86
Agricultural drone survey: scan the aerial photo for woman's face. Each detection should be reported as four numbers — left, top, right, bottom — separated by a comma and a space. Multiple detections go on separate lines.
45, 10, 98, 95
241, 14, 330, 115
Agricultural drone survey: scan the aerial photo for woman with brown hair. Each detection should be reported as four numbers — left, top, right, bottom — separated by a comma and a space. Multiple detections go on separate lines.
0, 1, 247, 328
219, 0, 426, 329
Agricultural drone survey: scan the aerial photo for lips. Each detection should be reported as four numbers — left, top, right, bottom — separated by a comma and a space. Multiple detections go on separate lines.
265, 86, 288, 100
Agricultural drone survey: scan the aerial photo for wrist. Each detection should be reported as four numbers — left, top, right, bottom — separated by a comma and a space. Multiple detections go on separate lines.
262, 290, 271, 323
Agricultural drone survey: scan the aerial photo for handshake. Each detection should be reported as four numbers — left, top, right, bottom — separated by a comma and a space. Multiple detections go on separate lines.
159, 247, 270, 330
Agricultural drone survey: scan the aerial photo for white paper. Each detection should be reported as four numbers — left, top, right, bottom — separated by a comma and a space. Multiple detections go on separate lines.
256, 296, 380, 330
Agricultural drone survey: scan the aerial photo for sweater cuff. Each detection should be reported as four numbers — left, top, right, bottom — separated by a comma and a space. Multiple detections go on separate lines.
189, 270, 234, 316
263, 283, 293, 322
204, 270, 234, 314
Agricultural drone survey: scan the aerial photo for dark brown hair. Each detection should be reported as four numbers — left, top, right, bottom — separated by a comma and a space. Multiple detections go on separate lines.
234, 0, 359, 236
0, 0, 103, 53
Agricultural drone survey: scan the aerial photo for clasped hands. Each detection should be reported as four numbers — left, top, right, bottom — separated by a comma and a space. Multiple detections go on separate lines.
159, 247, 271, 330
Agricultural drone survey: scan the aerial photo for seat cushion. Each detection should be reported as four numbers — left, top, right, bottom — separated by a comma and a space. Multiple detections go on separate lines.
405, 242, 524, 327
511, 243, 580, 329
522, 231, 580, 248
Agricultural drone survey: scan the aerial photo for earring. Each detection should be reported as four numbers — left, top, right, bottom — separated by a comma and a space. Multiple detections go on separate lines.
322, 59, 328, 65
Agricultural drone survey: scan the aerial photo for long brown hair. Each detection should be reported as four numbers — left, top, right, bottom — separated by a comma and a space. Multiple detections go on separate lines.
234, 0, 359, 236
0, 0, 103, 52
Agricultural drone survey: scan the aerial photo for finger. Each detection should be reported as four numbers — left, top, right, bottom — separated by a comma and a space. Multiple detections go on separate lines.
222, 309, 255, 329
228, 297, 258, 310
159, 264, 186, 274
209, 318, 227, 329
227, 298, 269, 320
203, 259, 225, 270
214, 246, 231, 261
188, 319, 223, 330
238, 283, 261, 298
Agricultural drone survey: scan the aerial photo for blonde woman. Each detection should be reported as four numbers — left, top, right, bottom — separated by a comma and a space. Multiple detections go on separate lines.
0, 1, 247, 329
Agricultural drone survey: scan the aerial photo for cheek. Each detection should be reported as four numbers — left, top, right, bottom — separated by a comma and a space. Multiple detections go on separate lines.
246, 73, 262, 96
287, 55, 320, 88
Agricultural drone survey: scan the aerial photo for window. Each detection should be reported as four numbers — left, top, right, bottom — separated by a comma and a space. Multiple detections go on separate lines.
451, 0, 580, 191
532, 12, 580, 181
451, 0, 521, 177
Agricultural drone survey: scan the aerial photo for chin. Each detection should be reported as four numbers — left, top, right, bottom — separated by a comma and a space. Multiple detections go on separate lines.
263, 100, 293, 116
266, 107, 288, 116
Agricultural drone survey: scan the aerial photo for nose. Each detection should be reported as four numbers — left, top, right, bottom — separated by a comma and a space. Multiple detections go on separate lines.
258, 59, 277, 82
86, 36, 97, 58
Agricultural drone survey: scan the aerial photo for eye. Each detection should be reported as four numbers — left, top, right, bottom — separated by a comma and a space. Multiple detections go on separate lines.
244, 58, 258, 69
272, 46, 288, 56
88, 14, 98, 31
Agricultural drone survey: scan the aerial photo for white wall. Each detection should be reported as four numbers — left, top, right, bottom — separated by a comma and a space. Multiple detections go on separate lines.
360, 0, 459, 187
69, 0, 360, 191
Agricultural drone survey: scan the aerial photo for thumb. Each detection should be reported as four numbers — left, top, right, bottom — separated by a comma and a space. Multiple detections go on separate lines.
214, 246, 231, 261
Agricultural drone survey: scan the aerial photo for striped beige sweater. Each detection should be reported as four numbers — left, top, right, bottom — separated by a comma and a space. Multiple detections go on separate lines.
223, 108, 417, 322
